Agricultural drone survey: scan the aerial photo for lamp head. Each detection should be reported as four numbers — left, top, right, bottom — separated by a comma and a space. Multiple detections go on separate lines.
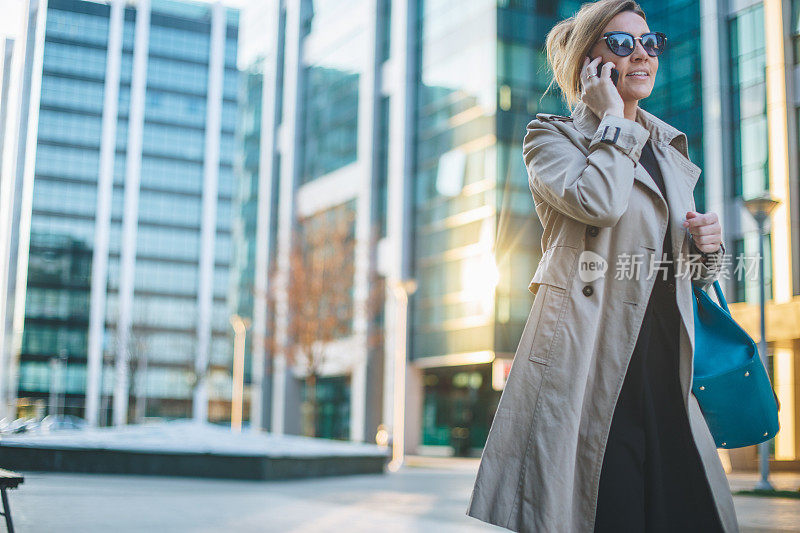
743, 194, 780, 220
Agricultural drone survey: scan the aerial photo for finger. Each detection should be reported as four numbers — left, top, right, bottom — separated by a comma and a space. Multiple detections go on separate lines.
589, 56, 601, 75
688, 222, 720, 236
600, 61, 615, 79
684, 213, 709, 228
692, 234, 720, 246
581, 58, 592, 83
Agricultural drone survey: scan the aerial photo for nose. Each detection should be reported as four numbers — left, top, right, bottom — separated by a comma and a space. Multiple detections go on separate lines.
630, 37, 649, 61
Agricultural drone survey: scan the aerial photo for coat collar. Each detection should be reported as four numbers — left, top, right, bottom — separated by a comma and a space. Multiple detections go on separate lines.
569, 100, 701, 191
571, 100, 684, 146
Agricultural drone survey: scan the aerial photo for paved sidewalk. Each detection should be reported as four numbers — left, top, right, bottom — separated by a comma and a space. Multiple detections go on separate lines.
405, 456, 800, 532
7, 458, 800, 532
727, 471, 800, 532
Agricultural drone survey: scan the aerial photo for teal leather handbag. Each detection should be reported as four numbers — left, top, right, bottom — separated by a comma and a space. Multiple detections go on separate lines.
691, 279, 780, 449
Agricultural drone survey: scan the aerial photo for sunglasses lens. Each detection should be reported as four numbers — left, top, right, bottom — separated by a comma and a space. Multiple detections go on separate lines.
608, 33, 634, 56
641, 33, 666, 56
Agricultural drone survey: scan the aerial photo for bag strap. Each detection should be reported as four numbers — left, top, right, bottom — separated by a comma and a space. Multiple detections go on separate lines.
692, 279, 731, 315
710, 280, 730, 314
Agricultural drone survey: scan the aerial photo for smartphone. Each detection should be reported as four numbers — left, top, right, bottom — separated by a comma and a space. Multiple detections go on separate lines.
610, 67, 619, 86
589, 56, 620, 86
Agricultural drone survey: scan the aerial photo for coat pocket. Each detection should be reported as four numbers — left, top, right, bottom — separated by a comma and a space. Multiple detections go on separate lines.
528, 245, 576, 295
526, 245, 576, 366
527, 283, 569, 366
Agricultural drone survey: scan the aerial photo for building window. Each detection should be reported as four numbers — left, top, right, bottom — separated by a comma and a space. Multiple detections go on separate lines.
728, 5, 768, 199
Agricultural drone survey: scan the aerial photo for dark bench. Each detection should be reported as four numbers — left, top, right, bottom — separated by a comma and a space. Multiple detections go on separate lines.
0, 469, 23, 533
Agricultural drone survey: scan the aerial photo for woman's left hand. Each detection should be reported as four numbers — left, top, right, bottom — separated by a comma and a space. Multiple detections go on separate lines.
683, 210, 722, 254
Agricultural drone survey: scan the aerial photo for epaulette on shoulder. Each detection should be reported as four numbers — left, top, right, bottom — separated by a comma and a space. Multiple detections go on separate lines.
536, 113, 573, 122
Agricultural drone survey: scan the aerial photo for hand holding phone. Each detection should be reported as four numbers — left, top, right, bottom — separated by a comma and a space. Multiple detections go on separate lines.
581, 56, 625, 118
590, 55, 619, 86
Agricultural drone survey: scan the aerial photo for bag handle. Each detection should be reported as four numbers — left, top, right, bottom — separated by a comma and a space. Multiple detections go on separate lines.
692, 279, 730, 315
710, 280, 730, 314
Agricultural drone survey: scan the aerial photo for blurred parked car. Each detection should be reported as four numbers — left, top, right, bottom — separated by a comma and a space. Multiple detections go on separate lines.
2, 417, 40, 434
39, 414, 87, 432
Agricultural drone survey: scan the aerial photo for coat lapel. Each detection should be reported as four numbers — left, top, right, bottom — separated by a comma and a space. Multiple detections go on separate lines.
569, 101, 702, 263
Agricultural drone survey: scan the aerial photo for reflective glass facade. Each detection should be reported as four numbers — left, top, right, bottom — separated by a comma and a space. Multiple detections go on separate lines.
637, 0, 706, 209
232, 62, 263, 398
23, 0, 110, 416
18, 0, 239, 424
728, 4, 772, 303
413, 0, 498, 364
299, 0, 367, 183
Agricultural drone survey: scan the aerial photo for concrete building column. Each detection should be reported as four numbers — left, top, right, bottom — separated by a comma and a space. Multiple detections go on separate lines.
2, 0, 48, 420
86, 0, 123, 428
380, 0, 417, 453
763, 0, 793, 302
114, 0, 150, 427
250, 1, 283, 433
271, 0, 306, 436
193, 1, 226, 423
350, 0, 380, 443
0, 35, 20, 421
700, 0, 735, 273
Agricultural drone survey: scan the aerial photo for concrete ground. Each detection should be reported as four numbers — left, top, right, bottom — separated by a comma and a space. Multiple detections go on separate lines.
7, 456, 800, 532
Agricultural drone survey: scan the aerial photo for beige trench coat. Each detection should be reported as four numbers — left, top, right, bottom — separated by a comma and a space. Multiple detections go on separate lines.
466, 100, 738, 532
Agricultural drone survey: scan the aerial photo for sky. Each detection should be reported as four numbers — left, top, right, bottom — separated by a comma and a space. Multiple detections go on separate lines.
0, 0, 250, 40
0, 0, 25, 41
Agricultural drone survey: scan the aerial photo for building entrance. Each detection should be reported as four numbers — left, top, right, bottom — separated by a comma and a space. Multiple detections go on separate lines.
420, 363, 499, 456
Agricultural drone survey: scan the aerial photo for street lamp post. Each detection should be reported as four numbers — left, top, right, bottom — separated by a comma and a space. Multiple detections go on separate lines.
388, 278, 417, 472
743, 193, 780, 491
230, 314, 251, 432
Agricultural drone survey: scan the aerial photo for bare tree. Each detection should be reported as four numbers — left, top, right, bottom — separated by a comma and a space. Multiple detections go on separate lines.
263, 206, 385, 438
129, 328, 150, 423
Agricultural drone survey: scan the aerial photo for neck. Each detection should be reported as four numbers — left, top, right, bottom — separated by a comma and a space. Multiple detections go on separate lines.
623, 100, 639, 121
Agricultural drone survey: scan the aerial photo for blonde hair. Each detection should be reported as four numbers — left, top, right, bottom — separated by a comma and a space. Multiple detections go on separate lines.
543, 0, 646, 111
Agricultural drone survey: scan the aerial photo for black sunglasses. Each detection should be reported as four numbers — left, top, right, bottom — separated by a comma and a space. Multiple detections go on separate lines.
601, 31, 667, 57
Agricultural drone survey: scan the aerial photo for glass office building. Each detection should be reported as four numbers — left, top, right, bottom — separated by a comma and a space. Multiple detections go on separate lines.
225, 0, 800, 470
236, 0, 386, 441
5, 0, 239, 426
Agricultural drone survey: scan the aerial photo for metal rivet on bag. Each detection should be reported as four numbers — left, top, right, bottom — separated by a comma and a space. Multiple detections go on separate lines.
745, 371, 750, 377
764, 432, 768, 436
721, 442, 726, 446
699, 386, 705, 390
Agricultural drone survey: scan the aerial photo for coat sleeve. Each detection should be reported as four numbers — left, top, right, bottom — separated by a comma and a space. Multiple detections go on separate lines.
523, 113, 651, 227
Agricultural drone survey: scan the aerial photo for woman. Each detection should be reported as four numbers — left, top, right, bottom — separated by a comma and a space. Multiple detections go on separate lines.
466, 1, 738, 532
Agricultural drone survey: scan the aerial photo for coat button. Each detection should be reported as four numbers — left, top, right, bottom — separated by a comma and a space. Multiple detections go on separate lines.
587, 225, 599, 237
582, 285, 593, 297
666, 281, 676, 293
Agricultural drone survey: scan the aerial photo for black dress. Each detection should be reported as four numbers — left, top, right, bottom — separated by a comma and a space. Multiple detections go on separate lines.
593, 140, 725, 532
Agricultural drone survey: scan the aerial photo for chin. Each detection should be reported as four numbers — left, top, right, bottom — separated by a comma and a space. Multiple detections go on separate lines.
621, 88, 653, 101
